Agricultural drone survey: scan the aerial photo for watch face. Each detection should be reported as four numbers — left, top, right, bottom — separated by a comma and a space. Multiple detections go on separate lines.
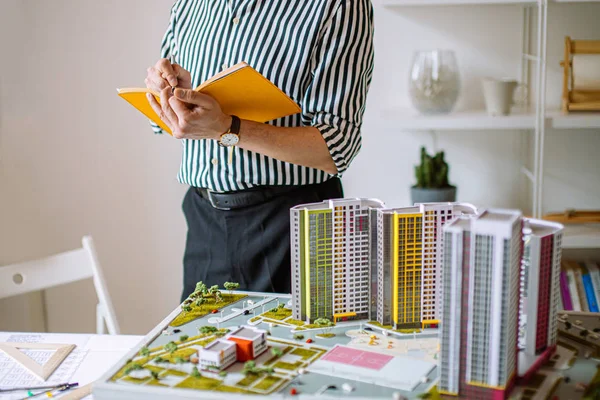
220, 133, 239, 146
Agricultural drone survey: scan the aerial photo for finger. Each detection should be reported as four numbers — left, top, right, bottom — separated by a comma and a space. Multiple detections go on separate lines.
146, 93, 173, 130
156, 58, 178, 87
169, 97, 192, 120
174, 89, 212, 107
160, 87, 179, 126
144, 75, 169, 92
172, 64, 192, 88
147, 67, 170, 86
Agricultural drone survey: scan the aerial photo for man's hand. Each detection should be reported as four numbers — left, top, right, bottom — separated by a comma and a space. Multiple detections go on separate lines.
147, 88, 232, 140
145, 58, 192, 93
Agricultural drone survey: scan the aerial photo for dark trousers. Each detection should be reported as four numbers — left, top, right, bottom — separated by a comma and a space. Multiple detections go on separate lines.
180, 178, 344, 301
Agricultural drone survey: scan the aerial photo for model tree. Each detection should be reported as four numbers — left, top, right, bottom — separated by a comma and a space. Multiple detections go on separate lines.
174, 356, 186, 370
180, 335, 189, 342
241, 361, 258, 376
124, 363, 143, 376
223, 282, 240, 294
139, 346, 150, 357
150, 371, 160, 380
208, 285, 222, 303
164, 341, 178, 356
271, 347, 283, 358
199, 326, 218, 335
195, 296, 206, 307
314, 318, 334, 335
191, 366, 202, 378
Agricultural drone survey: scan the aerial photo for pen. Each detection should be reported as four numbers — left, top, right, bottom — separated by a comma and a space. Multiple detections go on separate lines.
0, 383, 70, 393
170, 54, 177, 94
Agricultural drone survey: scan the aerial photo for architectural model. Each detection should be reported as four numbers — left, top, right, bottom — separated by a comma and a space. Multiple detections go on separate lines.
92, 197, 598, 400
290, 199, 477, 328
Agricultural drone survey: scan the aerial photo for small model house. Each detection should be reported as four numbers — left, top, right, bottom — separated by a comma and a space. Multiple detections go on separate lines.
199, 339, 237, 371
227, 326, 268, 362
196, 325, 268, 370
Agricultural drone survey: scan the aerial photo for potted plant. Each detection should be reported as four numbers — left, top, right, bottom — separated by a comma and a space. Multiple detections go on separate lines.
411, 146, 456, 204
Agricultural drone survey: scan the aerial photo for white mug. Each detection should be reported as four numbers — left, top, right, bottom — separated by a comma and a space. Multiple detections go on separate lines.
481, 78, 519, 116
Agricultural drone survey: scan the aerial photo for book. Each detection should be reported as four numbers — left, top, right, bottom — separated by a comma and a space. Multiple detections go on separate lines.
586, 262, 600, 308
559, 270, 573, 310
582, 269, 599, 312
564, 264, 582, 311
569, 261, 589, 312
117, 62, 301, 135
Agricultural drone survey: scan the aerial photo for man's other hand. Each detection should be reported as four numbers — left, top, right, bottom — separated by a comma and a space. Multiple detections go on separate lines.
147, 88, 231, 140
145, 58, 192, 93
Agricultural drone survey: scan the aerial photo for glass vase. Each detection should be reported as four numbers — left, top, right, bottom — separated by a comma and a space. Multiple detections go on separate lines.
409, 50, 460, 115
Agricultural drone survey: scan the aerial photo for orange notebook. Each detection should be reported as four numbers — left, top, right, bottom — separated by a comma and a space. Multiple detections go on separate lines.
117, 62, 301, 135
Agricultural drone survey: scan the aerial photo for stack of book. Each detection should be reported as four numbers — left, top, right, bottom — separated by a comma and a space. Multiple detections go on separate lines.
560, 260, 600, 312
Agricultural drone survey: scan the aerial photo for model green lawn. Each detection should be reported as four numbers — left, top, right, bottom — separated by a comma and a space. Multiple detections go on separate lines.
250, 304, 336, 333
115, 334, 326, 396
171, 293, 247, 327
111, 328, 230, 381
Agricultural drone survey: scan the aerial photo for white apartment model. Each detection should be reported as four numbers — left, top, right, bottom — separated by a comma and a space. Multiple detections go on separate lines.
439, 210, 524, 398
290, 198, 476, 327
372, 203, 477, 329
290, 198, 385, 323
521, 219, 563, 357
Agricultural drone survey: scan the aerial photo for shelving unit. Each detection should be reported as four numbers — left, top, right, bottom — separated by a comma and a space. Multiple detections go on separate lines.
562, 225, 600, 249
381, 0, 535, 5
380, 0, 600, 249
381, 108, 536, 130
548, 110, 600, 129
383, 109, 600, 130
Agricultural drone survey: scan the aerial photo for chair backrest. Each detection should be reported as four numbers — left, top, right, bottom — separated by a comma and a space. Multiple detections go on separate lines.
0, 236, 120, 335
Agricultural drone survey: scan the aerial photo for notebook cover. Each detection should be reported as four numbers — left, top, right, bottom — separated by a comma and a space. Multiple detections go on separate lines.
117, 63, 301, 135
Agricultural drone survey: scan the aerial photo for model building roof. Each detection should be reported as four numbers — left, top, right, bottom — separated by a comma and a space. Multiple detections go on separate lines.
526, 219, 563, 237
290, 198, 385, 211
477, 209, 522, 223
227, 326, 264, 340
203, 339, 236, 352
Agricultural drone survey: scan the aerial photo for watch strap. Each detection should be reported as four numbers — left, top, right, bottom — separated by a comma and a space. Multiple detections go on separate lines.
229, 115, 241, 135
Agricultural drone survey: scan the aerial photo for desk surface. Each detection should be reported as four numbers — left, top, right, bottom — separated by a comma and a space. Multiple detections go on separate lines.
0, 332, 142, 399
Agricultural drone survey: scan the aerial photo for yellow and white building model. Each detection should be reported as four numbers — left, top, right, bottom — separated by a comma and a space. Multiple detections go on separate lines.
290, 198, 477, 328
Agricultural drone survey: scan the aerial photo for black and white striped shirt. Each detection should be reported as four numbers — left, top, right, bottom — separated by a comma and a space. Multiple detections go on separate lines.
152, 0, 374, 192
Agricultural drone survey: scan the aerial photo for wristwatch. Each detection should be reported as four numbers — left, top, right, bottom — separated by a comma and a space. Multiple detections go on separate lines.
219, 115, 241, 147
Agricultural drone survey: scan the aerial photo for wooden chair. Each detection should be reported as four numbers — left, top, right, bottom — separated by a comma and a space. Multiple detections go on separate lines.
0, 236, 120, 335
561, 36, 600, 113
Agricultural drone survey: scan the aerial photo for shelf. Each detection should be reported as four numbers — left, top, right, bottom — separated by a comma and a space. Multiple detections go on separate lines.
548, 110, 600, 129
562, 225, 600, 249
382, 108, 535, 131
552, 0, 600, 3
381, 0, 536, 6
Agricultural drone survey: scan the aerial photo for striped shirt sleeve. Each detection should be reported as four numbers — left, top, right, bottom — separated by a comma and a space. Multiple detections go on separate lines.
150, 5, 178, 135
301, 0, 375, 175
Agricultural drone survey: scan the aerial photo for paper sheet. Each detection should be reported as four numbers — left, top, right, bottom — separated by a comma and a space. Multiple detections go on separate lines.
0, 334, 89, 400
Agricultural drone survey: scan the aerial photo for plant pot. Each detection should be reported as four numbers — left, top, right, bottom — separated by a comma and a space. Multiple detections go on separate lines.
410, 186, 457, 205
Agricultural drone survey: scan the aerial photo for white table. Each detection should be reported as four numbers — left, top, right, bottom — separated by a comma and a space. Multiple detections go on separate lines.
0, 332, 142, 399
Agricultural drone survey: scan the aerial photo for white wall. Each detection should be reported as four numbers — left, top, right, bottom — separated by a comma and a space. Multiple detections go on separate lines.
0, 1, 598, 334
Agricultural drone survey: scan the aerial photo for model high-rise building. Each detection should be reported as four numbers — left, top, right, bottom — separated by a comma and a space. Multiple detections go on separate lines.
521, 219, 563, 357
439, 210, 523, 399
290, 198, 385, 323
373, 203, 477, 329
419, 203, 477, 325
375, 207, 423, 328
